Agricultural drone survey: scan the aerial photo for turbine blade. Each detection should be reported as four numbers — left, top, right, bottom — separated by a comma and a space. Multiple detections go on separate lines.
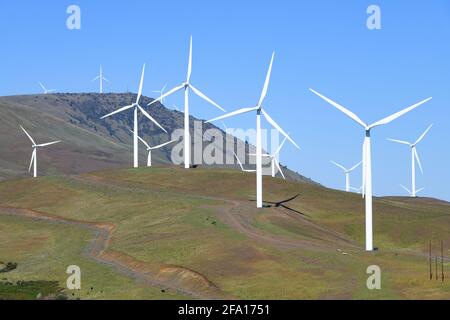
103, 77, 109, 82
274, 137, 288, 156
258, 52, 275, 106
136, 64, 146, 104
39, 82, 46, 91
129, 129, 151, 149
414, 124, 433, 145
150, 139, 177, 150
261, 109, 300, 149
387, 138, 411, 145
331, 160, 347, 172
400, 184, 412, 195
369, 97, 432, 129
187, 36, 193, 82
162, 83, 167, 92
100, 104, 134, 119
416, 187, 425, 194
206, 107, 259, 123
349, 161, 362, 172
91, 76, 100, 82
147, 84, 185, 106
233, 151, 245, 171
28, 149, 36, 172
189, 84, 225, 112
36, 141, 60, 147
20, 126, 36, 145
274, 158, 286, 180
414, 148, 423, 174
309, 89, 367, 128
137, 105, 167, 133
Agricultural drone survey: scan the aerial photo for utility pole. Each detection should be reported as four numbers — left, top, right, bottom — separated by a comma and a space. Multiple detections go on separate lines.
429, 240, 433, 280
442, 240, 445, 283
435, 256, 438, 281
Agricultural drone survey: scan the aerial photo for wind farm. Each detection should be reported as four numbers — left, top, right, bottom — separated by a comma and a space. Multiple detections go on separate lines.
0, 1, 449, 303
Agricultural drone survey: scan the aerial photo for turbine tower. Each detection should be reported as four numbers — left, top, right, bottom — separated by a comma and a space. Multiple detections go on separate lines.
100, 64, 167, 168
38, 82, 55, 94
20, 126, 60, 178
331, 160, 362, 192
147, 37, 225, 169
92, 65, 108, 93
207, 53, 299, 208
388, 124, 433, 197
310, 88, 431, 251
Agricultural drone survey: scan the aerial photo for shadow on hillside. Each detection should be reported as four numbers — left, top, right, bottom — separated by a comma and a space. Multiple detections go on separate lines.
250, 194, 308, 216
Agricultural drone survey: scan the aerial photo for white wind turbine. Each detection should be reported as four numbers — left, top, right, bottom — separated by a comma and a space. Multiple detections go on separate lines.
132, 131, 176, 167
265, 136, 289, 179
20, 126, 60, 178
251, 136, 289, 179
147, 37, 225, 169
152, 84, 168, 104
310, 88, 432, 251
39, 82, 55, 94
350, 185, 364, 194
207, 53, 299, 208
100, 64, 167, 168
388, 124, 433, 197
92, 65, 109, 94
233, 152, 256, 173
331, 160, 362, 192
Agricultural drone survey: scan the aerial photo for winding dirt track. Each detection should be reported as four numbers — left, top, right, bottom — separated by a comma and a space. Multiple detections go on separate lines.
0, 206, 226, 299
0, 174, 365, 299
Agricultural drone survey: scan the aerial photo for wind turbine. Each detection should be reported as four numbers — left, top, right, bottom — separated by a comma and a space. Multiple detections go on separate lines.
310, 88, 432, 251
331, 160, 362, 192
132, 130, 176, 167
147, 37, 225, 169
38, 82, 55, 94
388, 124, 433, 197
100, 64, 167, 168
250, 136, 289, 179
265, 136, 289, 179
152, 84, 168, 104
20, 126, 60, 178
233, 151, 256, 173
91, 65, 108, 94
207, 53, 299, 208
400, 184, 424, 197
350, 186, 364, 194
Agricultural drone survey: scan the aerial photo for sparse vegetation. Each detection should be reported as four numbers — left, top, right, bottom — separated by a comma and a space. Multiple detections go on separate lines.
0, 167, 448, 299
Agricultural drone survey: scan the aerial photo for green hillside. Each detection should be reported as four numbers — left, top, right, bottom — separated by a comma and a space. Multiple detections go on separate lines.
0, 167, 448, 299
0, 93, 313, 184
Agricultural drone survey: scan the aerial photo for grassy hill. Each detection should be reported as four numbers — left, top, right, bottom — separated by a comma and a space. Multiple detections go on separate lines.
0, 167, 448, 299
0, 93, 314, 184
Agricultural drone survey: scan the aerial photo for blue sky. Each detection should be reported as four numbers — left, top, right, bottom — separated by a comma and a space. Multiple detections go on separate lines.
0, 1, 449, 200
